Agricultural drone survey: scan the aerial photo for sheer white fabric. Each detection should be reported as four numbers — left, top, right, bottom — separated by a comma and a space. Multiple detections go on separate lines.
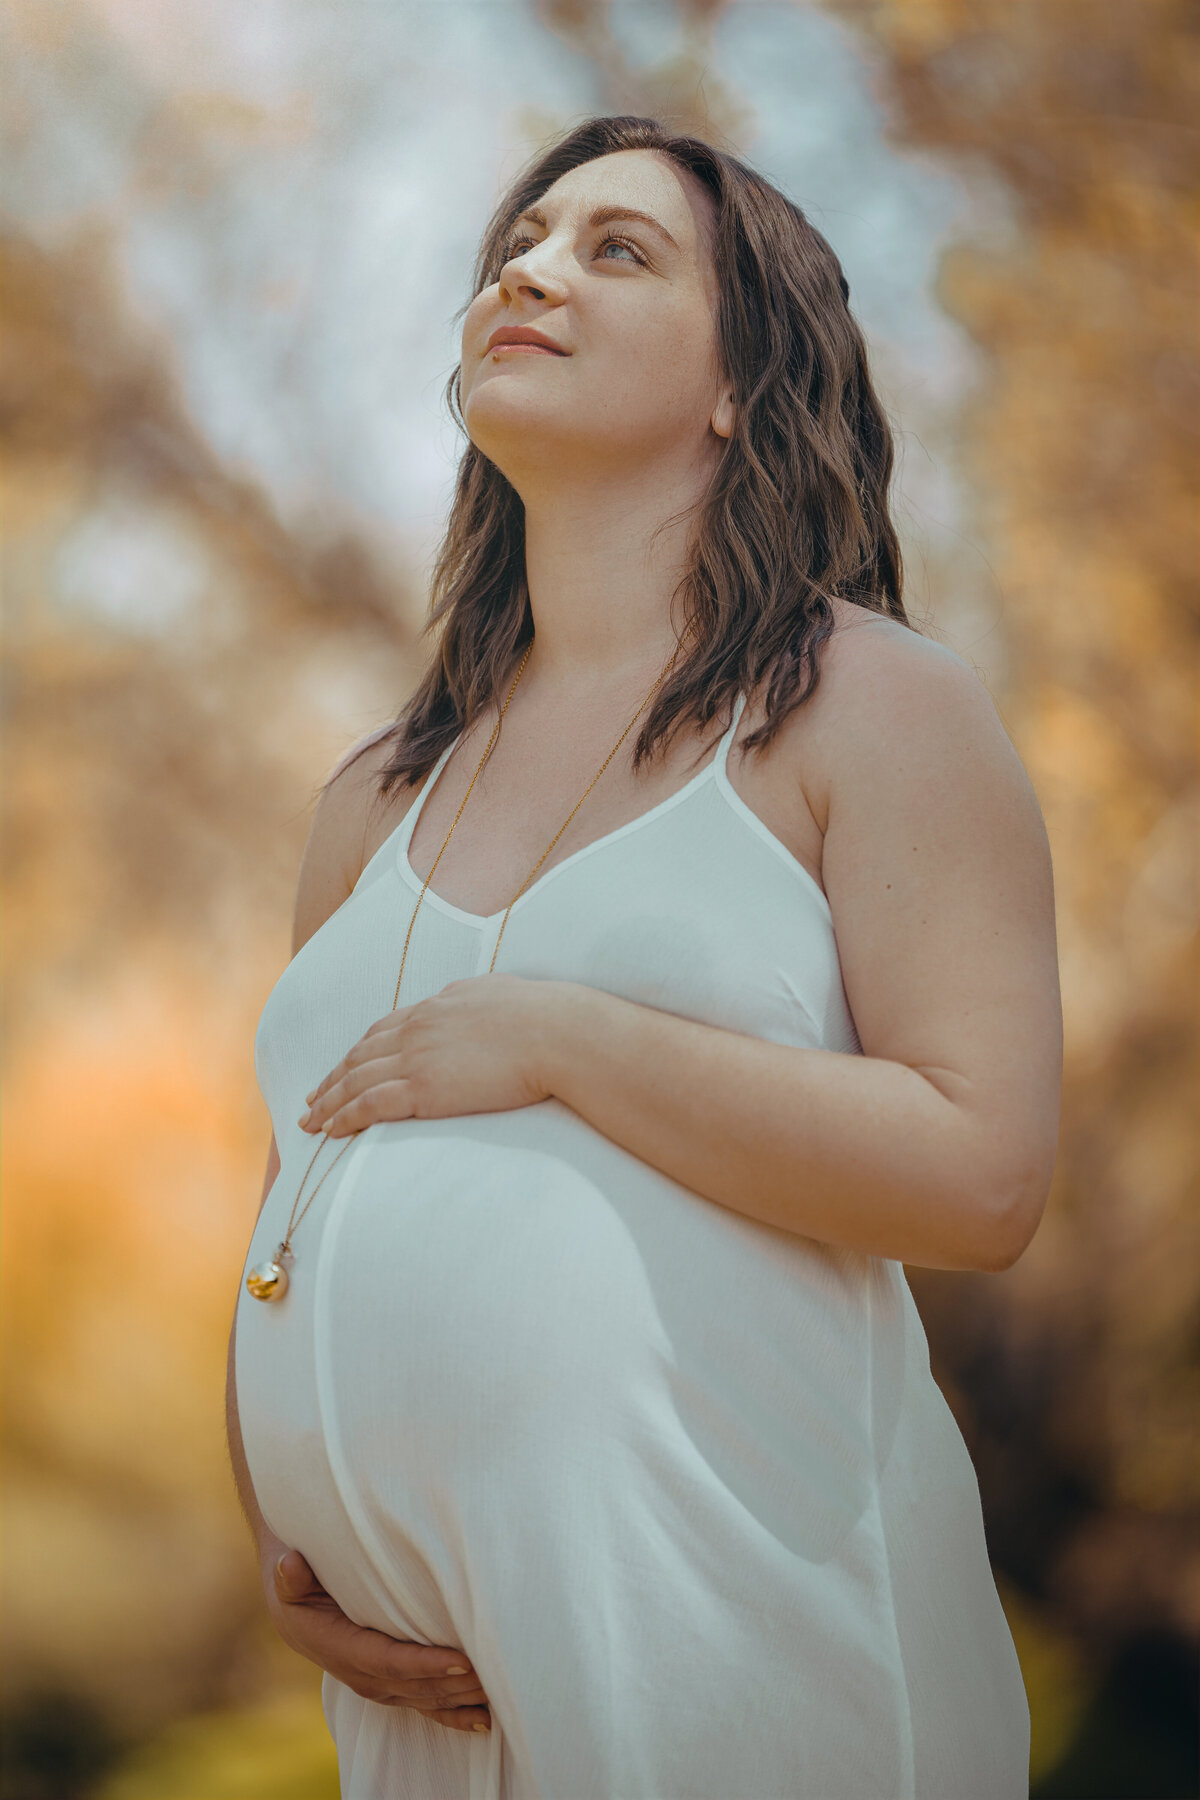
236, 693, 1030, 1799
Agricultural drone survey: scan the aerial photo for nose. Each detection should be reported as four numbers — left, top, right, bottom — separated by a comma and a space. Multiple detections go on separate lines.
498, 241, 568, 308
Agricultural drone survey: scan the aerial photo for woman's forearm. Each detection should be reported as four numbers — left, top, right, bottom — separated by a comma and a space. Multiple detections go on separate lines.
538, 982, 1023, 1273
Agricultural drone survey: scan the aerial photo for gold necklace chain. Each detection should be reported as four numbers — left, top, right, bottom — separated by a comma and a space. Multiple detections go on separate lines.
246, 638, 682, 1302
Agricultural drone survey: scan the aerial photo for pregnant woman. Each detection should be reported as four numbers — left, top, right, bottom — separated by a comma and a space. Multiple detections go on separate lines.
227, 114, 1060, 1799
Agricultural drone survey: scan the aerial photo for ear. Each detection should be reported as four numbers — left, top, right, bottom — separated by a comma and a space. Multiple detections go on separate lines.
711, 388, 735, 439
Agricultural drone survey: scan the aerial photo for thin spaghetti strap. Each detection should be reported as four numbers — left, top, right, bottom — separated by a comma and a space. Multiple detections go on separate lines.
396, 732, 463, 854
352, 733, 463, 895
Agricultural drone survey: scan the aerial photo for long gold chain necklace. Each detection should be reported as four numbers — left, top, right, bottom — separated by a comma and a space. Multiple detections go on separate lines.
246, 637, 682, 1303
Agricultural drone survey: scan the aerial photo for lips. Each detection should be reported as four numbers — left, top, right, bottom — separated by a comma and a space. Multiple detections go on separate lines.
485, 326, 568, 355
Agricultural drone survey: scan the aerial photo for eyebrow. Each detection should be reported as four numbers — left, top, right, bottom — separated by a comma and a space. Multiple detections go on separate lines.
513, 202, 681, 253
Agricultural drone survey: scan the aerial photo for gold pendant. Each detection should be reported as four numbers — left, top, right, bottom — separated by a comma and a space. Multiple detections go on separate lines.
247, 1243, 290, 1303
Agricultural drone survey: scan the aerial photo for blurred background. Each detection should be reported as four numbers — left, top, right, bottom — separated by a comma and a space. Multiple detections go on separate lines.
1, 1, 1196, 1795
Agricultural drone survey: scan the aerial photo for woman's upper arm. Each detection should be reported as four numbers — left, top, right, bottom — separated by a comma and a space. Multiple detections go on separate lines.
291, 733, 399, 958
254, 735, 395, 1222
812, 623, 1063, 1267
258, 1132, 282, 1221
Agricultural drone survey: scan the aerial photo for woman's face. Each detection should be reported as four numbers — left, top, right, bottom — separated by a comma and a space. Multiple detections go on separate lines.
460, 149, 731, 488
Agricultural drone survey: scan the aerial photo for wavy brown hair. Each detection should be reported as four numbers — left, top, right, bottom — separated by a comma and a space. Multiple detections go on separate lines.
367, 113, 915, 801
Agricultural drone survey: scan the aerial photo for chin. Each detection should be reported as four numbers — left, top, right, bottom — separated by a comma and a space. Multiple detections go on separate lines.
465, 403, 573, 469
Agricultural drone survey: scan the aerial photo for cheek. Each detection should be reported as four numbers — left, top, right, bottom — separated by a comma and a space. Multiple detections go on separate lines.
611, 295, 717, 403
459, 299, 494, 381
593, 341, 712, 435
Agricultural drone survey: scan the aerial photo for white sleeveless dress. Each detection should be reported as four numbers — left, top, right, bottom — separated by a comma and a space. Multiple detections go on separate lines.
235, 692, 1031, 1800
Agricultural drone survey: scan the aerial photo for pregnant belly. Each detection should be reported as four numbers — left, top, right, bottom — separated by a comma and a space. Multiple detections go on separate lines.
237, 1104, 674, 1638
316, 1109, 676, 1476
239, 1101, 885, 1607
326, 1107, 881, 1551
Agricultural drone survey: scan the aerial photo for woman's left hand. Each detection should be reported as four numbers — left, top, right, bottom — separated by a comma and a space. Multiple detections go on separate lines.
299, 974, 569, 1136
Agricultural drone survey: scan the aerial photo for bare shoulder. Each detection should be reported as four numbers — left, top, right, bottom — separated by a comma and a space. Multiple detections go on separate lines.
291, 730, 409, 958
822, 602, 995, 702
801, 604, 1033, 830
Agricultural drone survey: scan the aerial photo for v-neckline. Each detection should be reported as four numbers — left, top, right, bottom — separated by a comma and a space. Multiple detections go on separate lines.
394, 692, 748, 929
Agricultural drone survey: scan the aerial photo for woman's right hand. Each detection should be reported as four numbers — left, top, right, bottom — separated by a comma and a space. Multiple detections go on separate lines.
266, 1546, 493, 1734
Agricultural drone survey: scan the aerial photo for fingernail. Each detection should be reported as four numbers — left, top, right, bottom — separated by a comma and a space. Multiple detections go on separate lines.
305, 1089, 317, 1102
474, 1722, 490, 1733
444, 1664, 469, 1675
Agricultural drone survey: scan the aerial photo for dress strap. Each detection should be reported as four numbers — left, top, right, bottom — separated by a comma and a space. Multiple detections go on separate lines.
396, 732, 462, 855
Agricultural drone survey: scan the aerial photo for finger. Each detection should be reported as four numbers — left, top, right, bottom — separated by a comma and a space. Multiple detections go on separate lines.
309, 1051, 352, 1094
363, 1662, 487, 1706
301, 1073, 360, 1129
280, 1611, 484, 1709
274, 1604, 468, 1703
365, 1006, 416, 1037
323, 1080, 415, 1137
410, 1705, 492, 1734
355, 1678, 490, 1711
305, 1011, 416, 1103
393, 1678, 489, 1708
347, 1021, 409, 1058
346, 1675, 488, 1721
273, 1549, 324, 1603
304, 1056, 401, 1127
350, 1628, 480, 1692
304, 1034, 395, 1107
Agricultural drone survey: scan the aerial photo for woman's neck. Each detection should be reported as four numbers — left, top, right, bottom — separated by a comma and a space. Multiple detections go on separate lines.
517, 468, 708, 692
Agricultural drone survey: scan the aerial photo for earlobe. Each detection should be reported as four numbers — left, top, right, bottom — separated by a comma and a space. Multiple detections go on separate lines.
711, 390, 735, 439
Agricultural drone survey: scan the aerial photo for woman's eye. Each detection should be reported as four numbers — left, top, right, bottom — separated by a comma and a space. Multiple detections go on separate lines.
596, 232, 645, 264
498, 231, 646, 267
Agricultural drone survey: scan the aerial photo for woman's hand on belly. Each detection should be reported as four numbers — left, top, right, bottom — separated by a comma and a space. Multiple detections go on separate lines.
299, 974, 564, 1134
268, 1547, 493, 1734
